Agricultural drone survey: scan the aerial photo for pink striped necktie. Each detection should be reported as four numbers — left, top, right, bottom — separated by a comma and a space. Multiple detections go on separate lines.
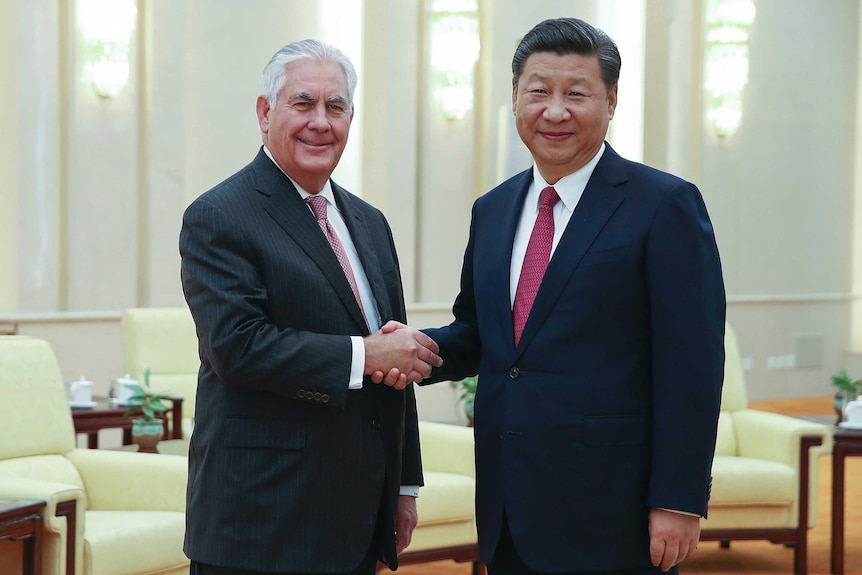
305, 195, 368, 328
512, 186, 560, 345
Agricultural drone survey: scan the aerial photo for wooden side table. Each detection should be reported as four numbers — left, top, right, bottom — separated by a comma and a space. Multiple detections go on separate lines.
830, 427, 862, 574
0, 498, 46, 575
71, 396, 184, 448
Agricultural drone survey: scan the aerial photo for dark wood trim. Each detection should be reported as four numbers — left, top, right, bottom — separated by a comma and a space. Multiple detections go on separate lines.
701, 434, 822, 575
0, 498, 46, 575
830, 429, 862, 574
55, 500, 77, 575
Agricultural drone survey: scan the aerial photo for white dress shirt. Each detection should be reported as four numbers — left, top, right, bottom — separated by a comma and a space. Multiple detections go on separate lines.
509, 144, 605, 306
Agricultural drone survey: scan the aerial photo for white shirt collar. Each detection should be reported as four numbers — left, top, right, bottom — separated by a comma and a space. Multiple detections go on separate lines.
529, 142, 606, 212
263, 145, 337, 207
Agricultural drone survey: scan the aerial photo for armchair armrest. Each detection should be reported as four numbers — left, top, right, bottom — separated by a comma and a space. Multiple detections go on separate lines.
0, 476, 83, 534
732, 409, 833, 465
418, 421, 475, 478
65, 448, 187, 512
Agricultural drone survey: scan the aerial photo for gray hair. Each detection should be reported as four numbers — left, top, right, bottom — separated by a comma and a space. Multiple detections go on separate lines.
260, 39, 358, 108
512, 18, 621, 94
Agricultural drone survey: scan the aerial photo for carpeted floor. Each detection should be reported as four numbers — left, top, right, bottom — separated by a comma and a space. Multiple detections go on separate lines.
395, 396, 862, 575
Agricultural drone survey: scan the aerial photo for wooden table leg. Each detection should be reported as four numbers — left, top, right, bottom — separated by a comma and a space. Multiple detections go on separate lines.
831, 442, 846, 574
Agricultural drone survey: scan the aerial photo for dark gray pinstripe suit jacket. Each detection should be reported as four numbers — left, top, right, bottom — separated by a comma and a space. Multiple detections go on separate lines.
179, 148, 422, 572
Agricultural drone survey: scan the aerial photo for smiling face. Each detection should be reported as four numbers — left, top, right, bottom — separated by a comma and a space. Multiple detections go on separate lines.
512, 51, 616, 184
256, 58, 354, 193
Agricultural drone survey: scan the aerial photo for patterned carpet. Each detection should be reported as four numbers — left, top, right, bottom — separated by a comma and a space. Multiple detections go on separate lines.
394, 396, 862, 575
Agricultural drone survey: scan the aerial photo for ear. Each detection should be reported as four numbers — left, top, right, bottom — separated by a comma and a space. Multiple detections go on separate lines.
511, 78, 519, 114
256, 95, 271, 133
607, 85, 618, 120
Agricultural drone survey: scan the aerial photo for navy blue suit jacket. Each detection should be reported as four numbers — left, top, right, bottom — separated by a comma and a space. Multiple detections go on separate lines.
180, 149, 421, 572
423, 144, 725, 572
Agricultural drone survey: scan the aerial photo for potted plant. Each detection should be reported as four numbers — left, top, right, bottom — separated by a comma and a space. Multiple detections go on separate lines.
124, 367, 169, 453
831, 369, 861, 425
450, 375, 478, 426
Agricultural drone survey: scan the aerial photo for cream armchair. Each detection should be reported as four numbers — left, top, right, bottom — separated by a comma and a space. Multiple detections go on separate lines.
700, 324, 833, 575
121, 307, 199, 439
396, 420, 481, 574
0, 336, 189, 575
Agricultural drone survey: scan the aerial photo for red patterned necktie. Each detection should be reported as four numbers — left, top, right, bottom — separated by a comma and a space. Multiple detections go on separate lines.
512, 186, 560, 345
305, 195, 368, 328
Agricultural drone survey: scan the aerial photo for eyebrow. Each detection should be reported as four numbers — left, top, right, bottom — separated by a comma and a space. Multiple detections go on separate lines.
288, 92, 349, 105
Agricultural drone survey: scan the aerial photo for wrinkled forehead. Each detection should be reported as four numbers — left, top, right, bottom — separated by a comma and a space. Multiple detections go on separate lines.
282, 59, 350, 100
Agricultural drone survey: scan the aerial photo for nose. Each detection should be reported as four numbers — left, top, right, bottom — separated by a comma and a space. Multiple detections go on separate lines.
308, 103, 330, 131
542, 96, 572, 123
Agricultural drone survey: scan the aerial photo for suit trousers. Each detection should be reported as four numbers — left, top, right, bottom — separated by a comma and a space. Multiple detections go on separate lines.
487, 512, 679, 575
189, 537, 379, 575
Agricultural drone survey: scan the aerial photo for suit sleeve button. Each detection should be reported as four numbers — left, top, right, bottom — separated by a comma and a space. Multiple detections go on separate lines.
298, 389, 306, 398
321, 394, 330, 403
313, 392, 321, 401
508, 367, 520, 378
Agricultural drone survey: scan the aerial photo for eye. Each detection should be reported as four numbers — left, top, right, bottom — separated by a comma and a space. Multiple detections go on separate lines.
328, 103, 347, 113
292, 101, 311, 110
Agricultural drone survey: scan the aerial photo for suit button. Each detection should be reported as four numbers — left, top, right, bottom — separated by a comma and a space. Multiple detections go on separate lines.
508, 367, 520, 379
321, 394, 330, 403
313, 392, 321, 401
298, 389, 306, 398
372, 419, 382, 429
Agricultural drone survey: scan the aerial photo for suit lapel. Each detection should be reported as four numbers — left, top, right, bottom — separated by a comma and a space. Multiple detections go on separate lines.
515, 146, 628, 353
487, 170, 533, 357
254, 152, 369, 333
332, 183, 393, 325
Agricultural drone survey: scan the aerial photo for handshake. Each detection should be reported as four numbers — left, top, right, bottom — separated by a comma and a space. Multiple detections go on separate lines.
363, 321, 441, 389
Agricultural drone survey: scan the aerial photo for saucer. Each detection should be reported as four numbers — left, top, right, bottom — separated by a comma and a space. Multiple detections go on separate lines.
69, 400, 98, 409
838, 421, 862, 430
112, 400, 143, 407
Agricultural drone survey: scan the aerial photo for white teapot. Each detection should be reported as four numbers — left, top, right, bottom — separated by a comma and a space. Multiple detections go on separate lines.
69, 376, 93, 405
111, 374, 138, 404
843, 396, 862, 427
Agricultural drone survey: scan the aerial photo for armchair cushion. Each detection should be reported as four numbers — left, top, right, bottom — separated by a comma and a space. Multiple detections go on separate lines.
400, 421, 478, 558
122, 307, 199, 435
85, 511, 187, 575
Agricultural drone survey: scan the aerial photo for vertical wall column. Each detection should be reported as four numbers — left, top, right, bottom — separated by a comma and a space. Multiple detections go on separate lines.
0, 0, 18, 312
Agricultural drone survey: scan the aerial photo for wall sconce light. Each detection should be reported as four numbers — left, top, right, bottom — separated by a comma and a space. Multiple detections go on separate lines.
430, 0, 480, 121
77, 0, 137, 98
704, 0, 755, 138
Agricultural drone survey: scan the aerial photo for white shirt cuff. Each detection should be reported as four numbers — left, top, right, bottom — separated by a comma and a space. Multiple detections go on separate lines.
400, 486, 420, 497
658, 507, 700, 517
349, 336, 364, 390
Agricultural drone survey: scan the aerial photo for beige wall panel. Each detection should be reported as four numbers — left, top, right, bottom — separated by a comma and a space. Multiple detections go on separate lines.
0, 0, 18, 312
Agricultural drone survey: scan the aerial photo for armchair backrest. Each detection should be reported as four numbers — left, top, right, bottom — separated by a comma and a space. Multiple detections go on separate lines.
714, 323, 749, 456
121, 307, 200, 422
0, 336, 76, 460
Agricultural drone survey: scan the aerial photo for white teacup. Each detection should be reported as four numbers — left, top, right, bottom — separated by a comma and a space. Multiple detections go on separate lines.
69, 376, 93, 404
111, 374, 138, 403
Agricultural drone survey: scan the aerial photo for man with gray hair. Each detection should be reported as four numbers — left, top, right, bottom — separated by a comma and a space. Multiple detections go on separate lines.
180, 39, 441, 575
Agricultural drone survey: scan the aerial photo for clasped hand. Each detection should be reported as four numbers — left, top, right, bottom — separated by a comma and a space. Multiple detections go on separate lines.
364, 321, 441, 389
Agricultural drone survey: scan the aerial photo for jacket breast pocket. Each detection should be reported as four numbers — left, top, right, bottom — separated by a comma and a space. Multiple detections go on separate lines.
578, 245, 629, 268
223, 417, 306, 450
